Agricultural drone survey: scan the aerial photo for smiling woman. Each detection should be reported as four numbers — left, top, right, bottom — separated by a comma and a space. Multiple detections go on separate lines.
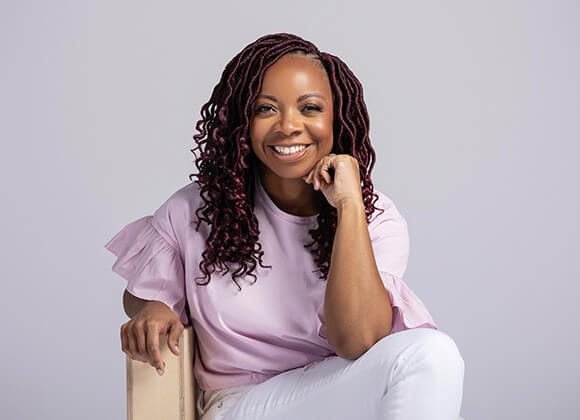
105, 32, 465, 420
250, 58, 334, 156
249, 52, 335, 216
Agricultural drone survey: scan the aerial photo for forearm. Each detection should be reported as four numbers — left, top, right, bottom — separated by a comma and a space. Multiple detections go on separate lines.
123, 289, 153, 319
324, 200, 393, 359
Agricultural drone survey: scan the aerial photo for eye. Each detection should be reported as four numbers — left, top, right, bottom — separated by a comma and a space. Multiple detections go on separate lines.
254, 104, 322, 114
255, 104, 274, 113
303, 104, 322, 112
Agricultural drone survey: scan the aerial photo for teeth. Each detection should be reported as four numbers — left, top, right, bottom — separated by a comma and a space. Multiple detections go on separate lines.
273, 145, 308, 155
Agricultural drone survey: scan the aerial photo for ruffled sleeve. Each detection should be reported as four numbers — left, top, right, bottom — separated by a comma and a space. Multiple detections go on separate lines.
369, 193, 437, 334
378, 271, 437, 334
104, 215, 189, 325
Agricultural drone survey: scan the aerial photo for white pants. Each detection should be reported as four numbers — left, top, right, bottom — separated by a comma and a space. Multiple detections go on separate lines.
197, 327, 466, 420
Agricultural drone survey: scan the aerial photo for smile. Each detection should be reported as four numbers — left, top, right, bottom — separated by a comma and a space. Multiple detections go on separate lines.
269, 144, 312, 161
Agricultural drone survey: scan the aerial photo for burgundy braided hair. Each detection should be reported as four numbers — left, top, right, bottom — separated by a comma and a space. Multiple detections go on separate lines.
188, 33, 384, 291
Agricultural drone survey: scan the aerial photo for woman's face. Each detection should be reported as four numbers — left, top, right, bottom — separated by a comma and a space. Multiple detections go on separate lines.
249, 53, 334, 182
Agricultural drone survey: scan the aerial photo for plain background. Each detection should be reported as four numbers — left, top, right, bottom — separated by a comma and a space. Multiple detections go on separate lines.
1, 1, 578, 419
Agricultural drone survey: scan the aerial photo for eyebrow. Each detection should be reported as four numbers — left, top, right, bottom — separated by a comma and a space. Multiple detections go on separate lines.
256, 92, 327, 104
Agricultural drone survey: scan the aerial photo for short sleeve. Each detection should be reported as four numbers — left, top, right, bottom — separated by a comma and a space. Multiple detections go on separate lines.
104, 211, 189, 325
369, 193, 438, 334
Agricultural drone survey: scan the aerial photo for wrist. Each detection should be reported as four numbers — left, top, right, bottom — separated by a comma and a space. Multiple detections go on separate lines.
336, 198, 365, 217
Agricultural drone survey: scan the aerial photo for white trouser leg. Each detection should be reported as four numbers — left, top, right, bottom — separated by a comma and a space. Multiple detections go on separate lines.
215, 327, 465, 420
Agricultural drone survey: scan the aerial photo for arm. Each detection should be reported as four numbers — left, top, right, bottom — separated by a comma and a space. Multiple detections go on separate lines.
123, 289, 153, 319
123, 289, 172, 319
324, 200, 393, 359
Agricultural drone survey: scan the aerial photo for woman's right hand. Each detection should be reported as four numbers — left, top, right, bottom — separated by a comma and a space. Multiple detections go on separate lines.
120, 301, 184, 376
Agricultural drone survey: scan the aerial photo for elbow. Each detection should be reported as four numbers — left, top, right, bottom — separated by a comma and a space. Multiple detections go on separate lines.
327, 328, 372, 360
335, 343, 369, 360
122, 289, 132, 318
123, 289, 151, 319
331, 330, 393, 360
330, 335, 372, 360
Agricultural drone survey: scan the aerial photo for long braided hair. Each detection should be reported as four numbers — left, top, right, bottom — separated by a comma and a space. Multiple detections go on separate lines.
188, 33, 384, 291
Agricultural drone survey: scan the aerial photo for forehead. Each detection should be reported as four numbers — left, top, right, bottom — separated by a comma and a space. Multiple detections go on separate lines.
259, 54, 332, 97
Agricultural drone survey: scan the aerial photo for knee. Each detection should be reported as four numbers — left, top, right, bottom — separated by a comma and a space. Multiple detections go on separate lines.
371, 328, 465, 375
411, 328, 465, 377
365, 327, 465, 378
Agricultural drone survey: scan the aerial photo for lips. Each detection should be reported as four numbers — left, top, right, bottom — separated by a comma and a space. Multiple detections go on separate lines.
268, 144, 312, 161
269, 143, 311, 147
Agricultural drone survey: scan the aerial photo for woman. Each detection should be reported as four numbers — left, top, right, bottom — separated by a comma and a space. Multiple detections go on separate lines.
105, 33, 465, 420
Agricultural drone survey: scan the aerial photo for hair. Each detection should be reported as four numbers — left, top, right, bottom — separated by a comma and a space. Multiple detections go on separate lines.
188, 32, 384, 291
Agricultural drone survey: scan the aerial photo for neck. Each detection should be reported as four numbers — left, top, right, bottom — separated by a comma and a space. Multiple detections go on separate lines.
257, 166, 321, 217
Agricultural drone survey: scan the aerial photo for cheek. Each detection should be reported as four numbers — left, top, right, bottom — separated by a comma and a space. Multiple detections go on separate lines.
308, 116, 334, 139
250, 120, 266, 139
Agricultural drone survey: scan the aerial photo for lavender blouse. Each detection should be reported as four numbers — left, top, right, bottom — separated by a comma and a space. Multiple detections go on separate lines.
105, 173, 437, 391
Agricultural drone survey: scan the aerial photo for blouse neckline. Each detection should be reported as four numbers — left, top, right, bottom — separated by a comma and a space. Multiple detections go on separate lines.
253, 168, 319, 225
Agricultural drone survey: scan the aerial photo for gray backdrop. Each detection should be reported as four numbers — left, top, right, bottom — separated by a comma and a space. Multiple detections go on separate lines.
1, 1, 578, 419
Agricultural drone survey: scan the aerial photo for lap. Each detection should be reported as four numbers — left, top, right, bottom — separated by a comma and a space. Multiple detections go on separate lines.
217, 327, 462, 420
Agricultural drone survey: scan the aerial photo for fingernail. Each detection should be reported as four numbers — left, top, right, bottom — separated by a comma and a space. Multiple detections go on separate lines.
157, 368, 164, 376
174, 345, 180, 354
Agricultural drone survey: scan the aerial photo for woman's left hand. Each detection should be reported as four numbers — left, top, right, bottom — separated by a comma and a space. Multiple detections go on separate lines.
302, 153, 364, 209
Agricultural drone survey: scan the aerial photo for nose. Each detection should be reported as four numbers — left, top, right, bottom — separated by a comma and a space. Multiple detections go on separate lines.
277, 109, 302, 137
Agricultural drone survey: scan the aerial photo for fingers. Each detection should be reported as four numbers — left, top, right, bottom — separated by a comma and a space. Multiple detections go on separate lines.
130, 324, 149, 363
121, 323, 130, 356
167, 320, 184, 357
119, 302, 183, 377
123, 323, 148, 363
136, 321, 147, 356
120, 321, 166, 375
146, 322, 165, 374
306, 155, 334, 190
304, 162, 320, 187
121, 323, 138, 361
321, 165, 332, 184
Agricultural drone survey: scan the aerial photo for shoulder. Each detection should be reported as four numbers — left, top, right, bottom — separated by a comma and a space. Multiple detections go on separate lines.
367, 189, 408, 234
158, 181, 203, 216
151, 181, 203, 249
